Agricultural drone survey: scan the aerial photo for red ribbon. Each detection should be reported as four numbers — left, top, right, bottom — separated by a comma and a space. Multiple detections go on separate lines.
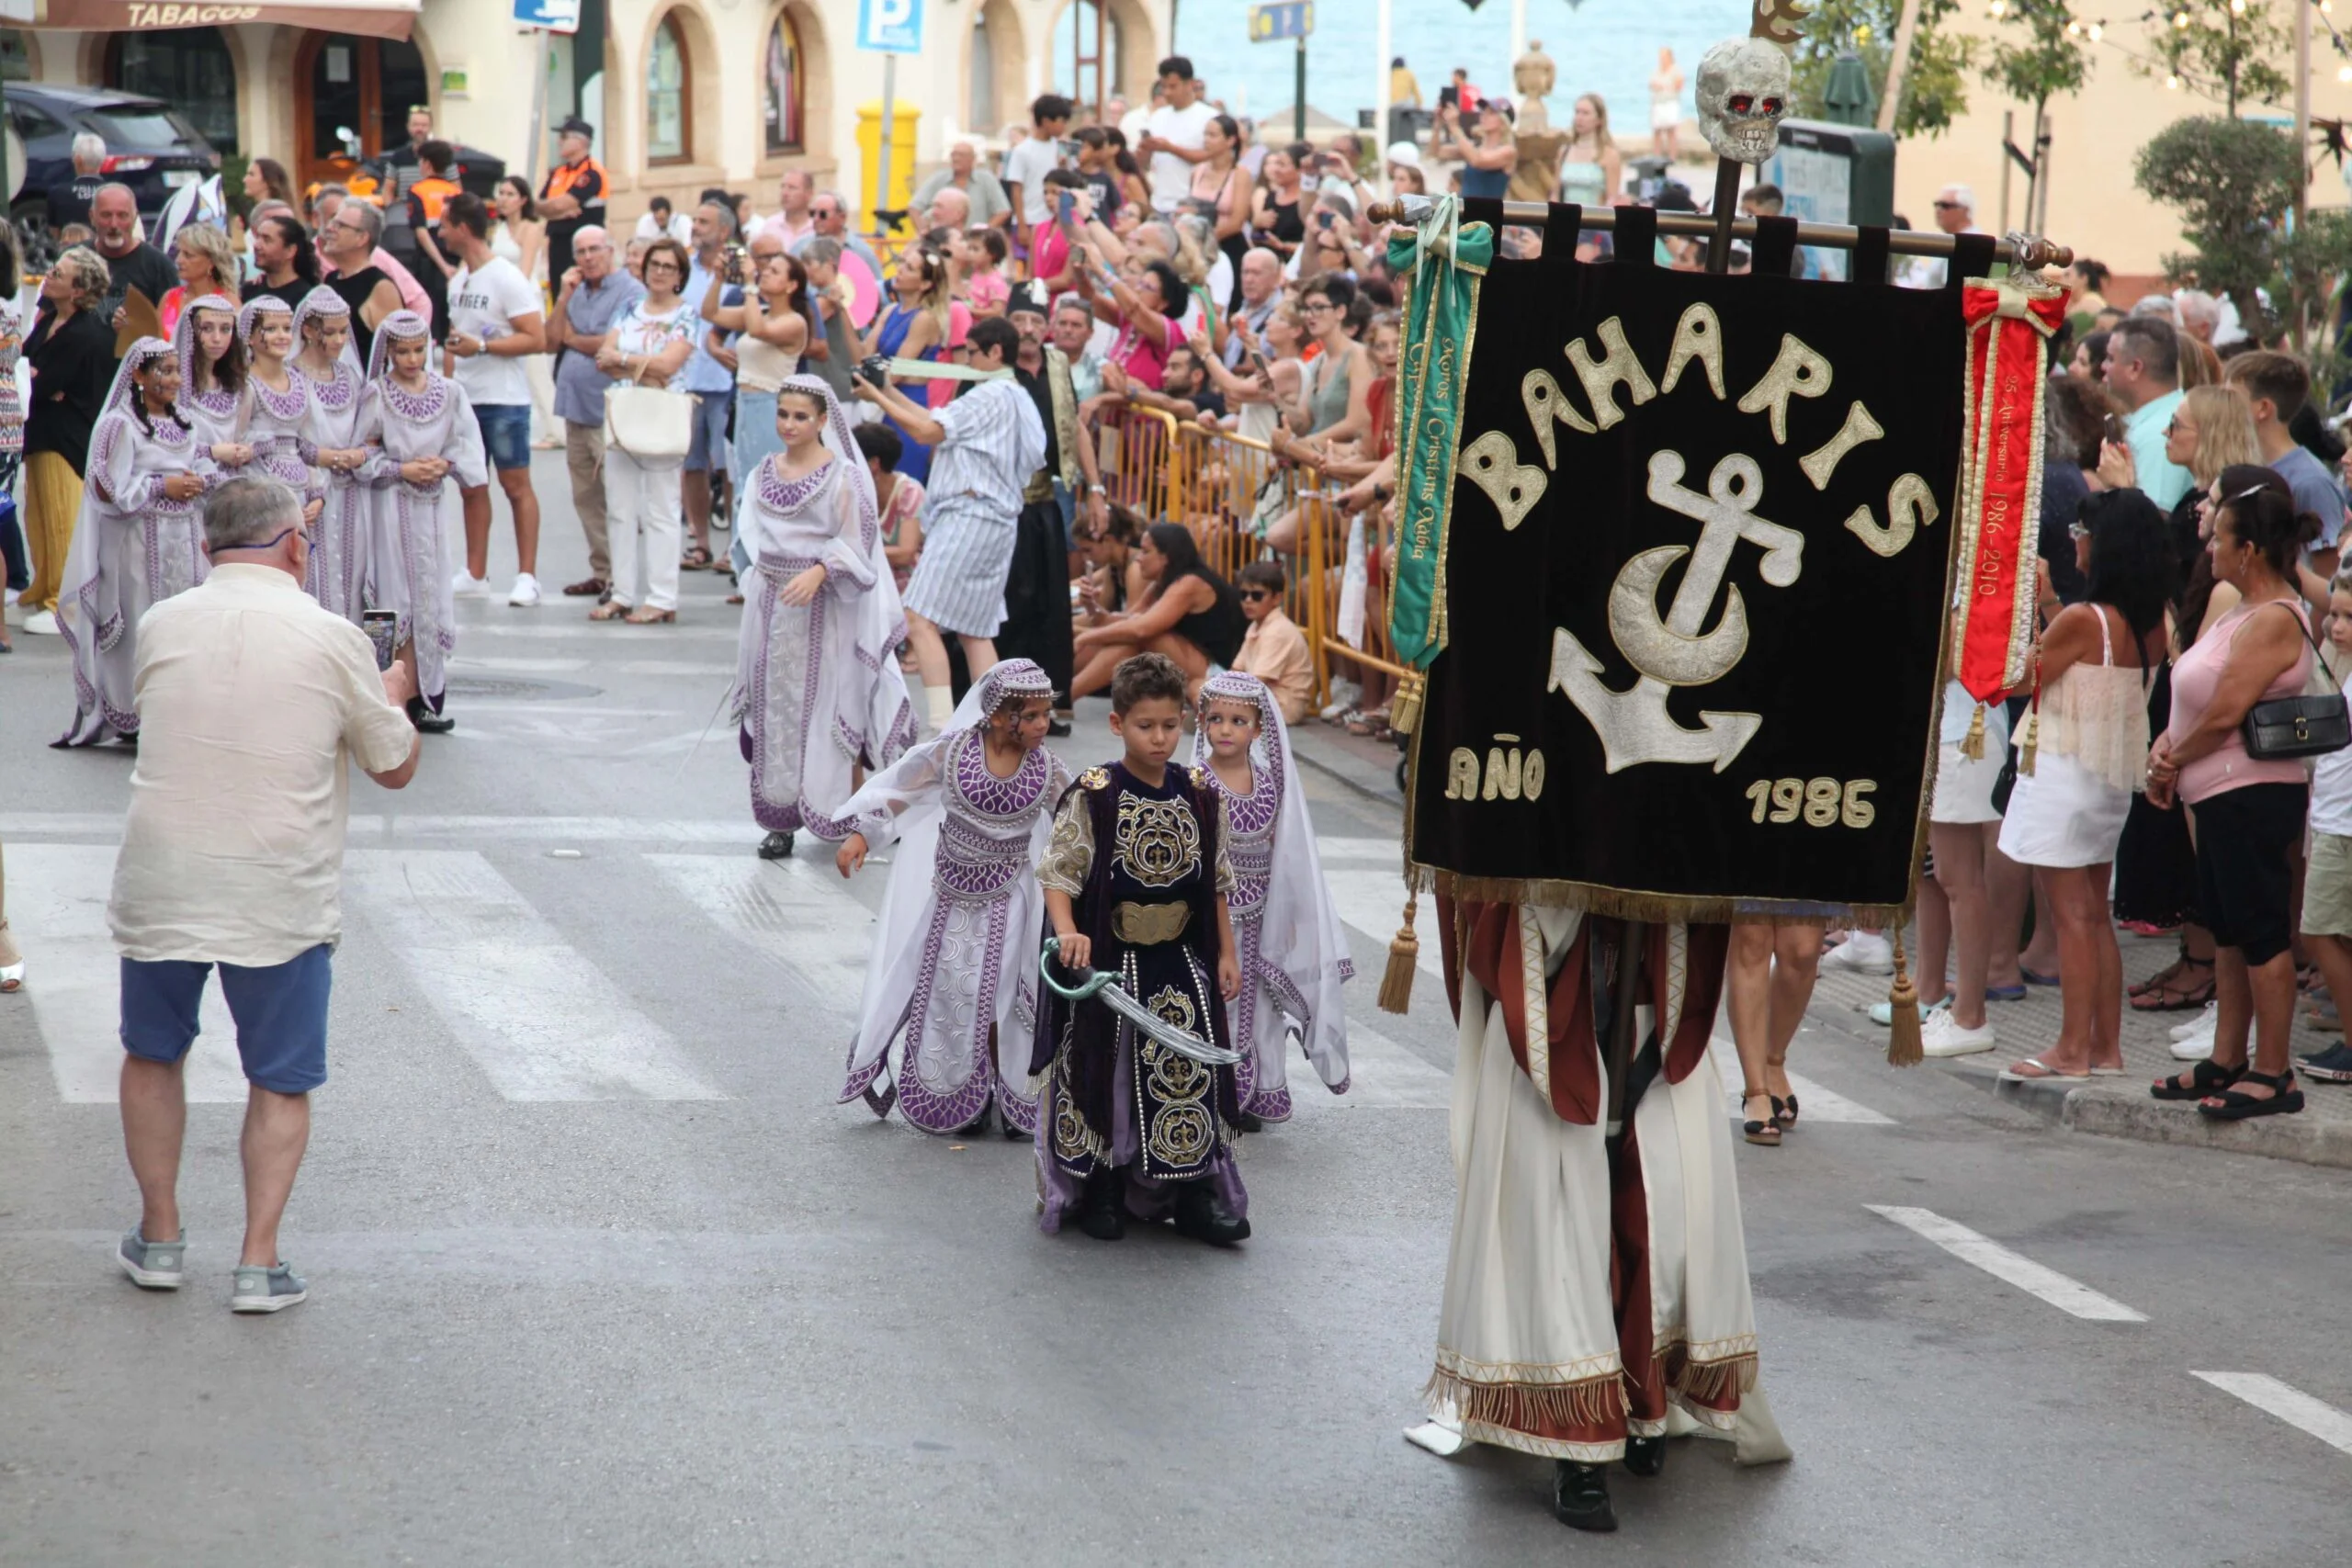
1954, 282, 2068, 705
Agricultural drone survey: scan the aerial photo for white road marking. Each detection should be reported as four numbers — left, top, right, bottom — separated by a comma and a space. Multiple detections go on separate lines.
4, 843, 248, 1103
1317, 836, 1404, 863
644, 853, 875, 1019
345, 850, 724, 1100
1295, 1016, 1452, 1111
0, 813, 760, 846
1865, 1204, 2148, 1322
1321, 866, 1440, 978
2189, 1372, 2352, 1456
1709, 1038, 1896, 1124
462, 623, 739, 643
450, 655, 735, 678
0, 813, 128, 838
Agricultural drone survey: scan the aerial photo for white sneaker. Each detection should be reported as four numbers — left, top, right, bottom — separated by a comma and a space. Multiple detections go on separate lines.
2168, 1001, 2219, 1042
506, 572, 542, 607
20, 608, 60, 636
451, 570, 492, 599
1821, 931, 1894, 976
1917, 1010, 1997, 1057
2169, 1011, 2217, 1060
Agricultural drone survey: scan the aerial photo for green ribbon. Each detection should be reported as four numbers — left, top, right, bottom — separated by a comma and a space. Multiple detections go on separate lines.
1385, 198, 1493, 672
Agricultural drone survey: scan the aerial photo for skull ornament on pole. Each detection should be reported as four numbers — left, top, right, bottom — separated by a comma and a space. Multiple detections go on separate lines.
1695, 38, 1792, 164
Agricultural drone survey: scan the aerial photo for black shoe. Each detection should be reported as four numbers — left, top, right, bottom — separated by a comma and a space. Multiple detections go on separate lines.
1046, 717, 1072, 738
2298, 1041, 2352, 1082
757, 831, 794, 860
1001, 1113, 1029, 1141
1171, 1181, 1250, 1247
407, 697, 455, 734
1078, 1175, 1126, 1241
1552, 1461, 1617, 1532
1623, 1435, 1667, 1478
1231, 1109, 1264, 1134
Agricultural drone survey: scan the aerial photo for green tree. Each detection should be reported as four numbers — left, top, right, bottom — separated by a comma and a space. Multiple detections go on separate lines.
1792, 0, 1977, 137
1988, 0, 2094, 227
2134, 115, 2301, 335
2143, 0, 2294, 114
2269, 208, 2352, 367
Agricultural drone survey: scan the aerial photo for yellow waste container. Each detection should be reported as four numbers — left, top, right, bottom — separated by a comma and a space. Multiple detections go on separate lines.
858, 99, 922, 241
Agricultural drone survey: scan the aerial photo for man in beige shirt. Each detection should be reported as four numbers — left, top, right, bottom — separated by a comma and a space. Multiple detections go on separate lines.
109, 478, 422, 1314
1231, 559, 1315, 725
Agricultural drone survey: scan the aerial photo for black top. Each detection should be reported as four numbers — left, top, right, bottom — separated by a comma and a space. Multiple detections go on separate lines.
2038, 459, 2090, 605
326, 266, 393, 325
24, 307, 117, 475
46, 174, 102, 232
243, 276, 317, 315
1016, 360, 1060, 480
1168, 564, 1246, 668
95, 243, 179, 340
1262, 196, 1305, 249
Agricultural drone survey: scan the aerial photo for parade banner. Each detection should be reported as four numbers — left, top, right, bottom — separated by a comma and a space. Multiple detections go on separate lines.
1385, 206, 1494, 673
1407, 226, 1970, 919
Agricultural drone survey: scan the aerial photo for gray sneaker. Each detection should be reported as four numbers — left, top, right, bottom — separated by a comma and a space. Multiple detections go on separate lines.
117, 1230, 187, 1290
230, 1262, 308, 1314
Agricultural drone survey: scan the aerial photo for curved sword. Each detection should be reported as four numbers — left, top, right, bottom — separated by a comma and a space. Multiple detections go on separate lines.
1039, 938, 1245, 1066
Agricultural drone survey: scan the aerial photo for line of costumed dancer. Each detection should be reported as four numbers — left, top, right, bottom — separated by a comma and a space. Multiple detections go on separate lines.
55, 291, 474, 744
820, 654, 1354, 1247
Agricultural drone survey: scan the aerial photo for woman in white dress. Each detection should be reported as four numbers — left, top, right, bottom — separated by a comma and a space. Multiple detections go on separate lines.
829, 658, 1069, 1136
1648, 47, 1684, 160
54, 337, 210, 746
291, 288, 380, 620
366, 310, 485, 733
174, 293, 253, 481
234, 296, 323, 527
1192, 671, 1353, 1122
730, 374, 915, 859
702, 249, 811, 576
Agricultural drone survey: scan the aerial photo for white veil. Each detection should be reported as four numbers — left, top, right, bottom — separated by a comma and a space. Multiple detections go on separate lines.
101, 336, 176, 419
1193, 670, 1354, 1090
171, 292, 239, 406
290, 285, 364, 375
366, 310, 433, 382
234, 293, 293, 347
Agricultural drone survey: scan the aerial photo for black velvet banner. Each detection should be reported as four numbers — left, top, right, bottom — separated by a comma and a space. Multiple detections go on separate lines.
1408, 234, 1965, 918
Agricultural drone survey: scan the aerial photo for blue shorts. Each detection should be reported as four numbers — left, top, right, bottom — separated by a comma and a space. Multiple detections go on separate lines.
473, 403, 533, 472
684, 390, 731, 474
120, 944, 334, 1095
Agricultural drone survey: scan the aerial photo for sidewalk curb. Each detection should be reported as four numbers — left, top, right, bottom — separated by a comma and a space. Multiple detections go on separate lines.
1286, 728, 1407, 808
1946, 1059, 2352, 1170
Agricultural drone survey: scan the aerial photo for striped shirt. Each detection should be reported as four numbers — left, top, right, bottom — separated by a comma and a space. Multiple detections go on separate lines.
902, 380, 1047, 637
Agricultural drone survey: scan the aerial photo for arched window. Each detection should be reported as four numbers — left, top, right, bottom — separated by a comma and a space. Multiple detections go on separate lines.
104, 26, 239, 156
1, 29, 34, 83
646, 13, 690, 164
763, 11, 806, 155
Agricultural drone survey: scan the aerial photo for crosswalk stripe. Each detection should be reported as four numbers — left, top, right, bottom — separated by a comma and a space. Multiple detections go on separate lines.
1320, 865, 1438, 978
1865, 1204, 2148, 1322
1708, 1039, 1897, 1125
643, 852, 875, 1020
2189, 1372, 2352, 1456
4, 843, 249, 1103
451, 655, 736, 678
462, 623, 740, 644
345, 850, 725, 1101
1298, 1016, 1452, 1111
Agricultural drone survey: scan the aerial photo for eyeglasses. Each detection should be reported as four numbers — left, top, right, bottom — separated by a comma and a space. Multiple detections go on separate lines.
1932, 200, 1966, 210
644, 259, 683, 275
1240, 588, 1274, 601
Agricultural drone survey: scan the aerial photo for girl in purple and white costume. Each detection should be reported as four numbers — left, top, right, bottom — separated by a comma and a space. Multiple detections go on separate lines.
232, 296, 323, 529
53, 337, 211, 746
829, 659, 1070, 1136
729, 374, 914, 860
291, 287, 383, 620
364, 310, 484, 728
174, 292, 252, 479
1193, 670, 1354, 1121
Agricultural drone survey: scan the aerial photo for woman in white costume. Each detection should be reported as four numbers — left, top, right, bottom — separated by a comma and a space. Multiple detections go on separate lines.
364, 310, 484, 731
829, 658, 1069, 1137
174, 292, 252, 478
290, 287, 380, 619
729, 373, 915, 860
1191, 670, 1353, 1122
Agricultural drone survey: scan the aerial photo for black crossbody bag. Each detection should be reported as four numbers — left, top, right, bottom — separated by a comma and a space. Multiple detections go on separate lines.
2242, 601, 2350, 761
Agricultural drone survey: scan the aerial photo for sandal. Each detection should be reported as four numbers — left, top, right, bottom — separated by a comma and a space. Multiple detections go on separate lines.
2131, 955, 2215, 1012
2000, 1055, 2089, 1082
1741, 1092, 1781, 1147
624, 606, 676, 625
589, 600, 628, 622
2129, 952, 2192, 998
1776, 1091, 1800, 1130
679, 545, 715, 571
2152, 1057, 2244, 1101
2199, 1067, 2305, 1121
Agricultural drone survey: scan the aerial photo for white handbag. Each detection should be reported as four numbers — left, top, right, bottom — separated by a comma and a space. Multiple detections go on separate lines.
603, 357, 692, 461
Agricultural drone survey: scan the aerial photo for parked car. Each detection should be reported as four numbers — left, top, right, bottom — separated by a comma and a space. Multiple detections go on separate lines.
6, 83, 219, 229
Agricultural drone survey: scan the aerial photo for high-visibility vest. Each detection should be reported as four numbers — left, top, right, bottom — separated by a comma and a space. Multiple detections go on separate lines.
409, 175, 460, 227
540, 156, 607, 211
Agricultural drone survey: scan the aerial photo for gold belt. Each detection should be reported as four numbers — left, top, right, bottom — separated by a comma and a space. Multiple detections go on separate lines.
1023, 471, 1056, 504
1112, 901, 1191, 945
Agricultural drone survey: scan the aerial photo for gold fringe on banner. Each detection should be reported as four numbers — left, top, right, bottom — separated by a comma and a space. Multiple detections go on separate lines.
1412, 866, 1917, 930
1959, 702, 1987, 761
1378, 884, 1421, 1015
1886, 920, 1924, 1066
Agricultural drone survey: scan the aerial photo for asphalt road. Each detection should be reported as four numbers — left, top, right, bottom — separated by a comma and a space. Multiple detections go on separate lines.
3, 455, 2348, 1566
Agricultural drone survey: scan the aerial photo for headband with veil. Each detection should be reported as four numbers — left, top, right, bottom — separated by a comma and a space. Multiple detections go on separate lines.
944, 658, 1056, 737
367, 310, 433, 382
171, 291, 239, 397
235, 294, 293, 347
102, 335, 176, 418
290, 285, 363, 372
1193, 670, 1355, 1091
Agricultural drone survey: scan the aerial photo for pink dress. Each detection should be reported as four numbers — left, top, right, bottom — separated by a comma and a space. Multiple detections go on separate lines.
2169, 596, 2315, 805
879, 472, 925, 594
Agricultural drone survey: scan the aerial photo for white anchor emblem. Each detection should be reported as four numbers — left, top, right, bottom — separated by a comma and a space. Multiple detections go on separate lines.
1549, 450, 1805, 773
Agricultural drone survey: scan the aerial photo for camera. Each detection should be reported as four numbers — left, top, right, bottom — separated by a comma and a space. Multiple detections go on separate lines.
856, 355, 893, 389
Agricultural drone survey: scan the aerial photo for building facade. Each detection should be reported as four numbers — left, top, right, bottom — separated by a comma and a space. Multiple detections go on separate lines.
9, 0, 1167, 228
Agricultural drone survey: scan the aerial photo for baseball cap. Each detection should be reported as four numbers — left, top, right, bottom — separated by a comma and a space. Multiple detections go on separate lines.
556, 117, 594, 141
1385, 141, 1422, 169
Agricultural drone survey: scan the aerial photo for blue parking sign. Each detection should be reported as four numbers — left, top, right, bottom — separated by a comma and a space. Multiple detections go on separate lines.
856, 0, 925, 54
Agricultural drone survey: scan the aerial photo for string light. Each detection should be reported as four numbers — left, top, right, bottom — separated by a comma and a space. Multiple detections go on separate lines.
2165, 72, 2183, 86
2172, 10, 2190, 28
2229, 0, 2245, 15
2341, 62, 2352, 79
2087, 20, 2103, 36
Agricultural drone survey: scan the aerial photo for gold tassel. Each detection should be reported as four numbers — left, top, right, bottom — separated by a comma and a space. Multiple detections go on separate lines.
1378, 886, 1421, 1015
2018, 705, 2040, 776
1886, 921, 1923, 1066
1389, 675, 1422, 737
1959, 702, 1987, 761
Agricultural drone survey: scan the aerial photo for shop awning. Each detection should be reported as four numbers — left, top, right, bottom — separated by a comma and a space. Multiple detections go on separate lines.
25, 2, 420, 41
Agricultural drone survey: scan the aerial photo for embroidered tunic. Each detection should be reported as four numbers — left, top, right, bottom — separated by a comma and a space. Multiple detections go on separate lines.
729, 453, 914, 836
240, 371, 324, 510
56, 409, 210, 744
833, 726, 1072, 1133
300, 358, 386, 620
1033, 762, 1245, 1228
366, 372, 486, 712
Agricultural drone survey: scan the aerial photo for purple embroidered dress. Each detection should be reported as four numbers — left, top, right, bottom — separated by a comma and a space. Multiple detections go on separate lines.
232, 297, 322, 514
173, 294, 243, 470
294, 289, 386, 620
729, 376, 915, 839
364, 312, 484, 716
831, 660, 1071, 1134
55, 337, 211, 746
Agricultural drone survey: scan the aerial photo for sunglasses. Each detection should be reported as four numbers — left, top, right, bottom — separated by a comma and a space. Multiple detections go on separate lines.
1240, 589, 1274, 601
1932, 199, 1966, 209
